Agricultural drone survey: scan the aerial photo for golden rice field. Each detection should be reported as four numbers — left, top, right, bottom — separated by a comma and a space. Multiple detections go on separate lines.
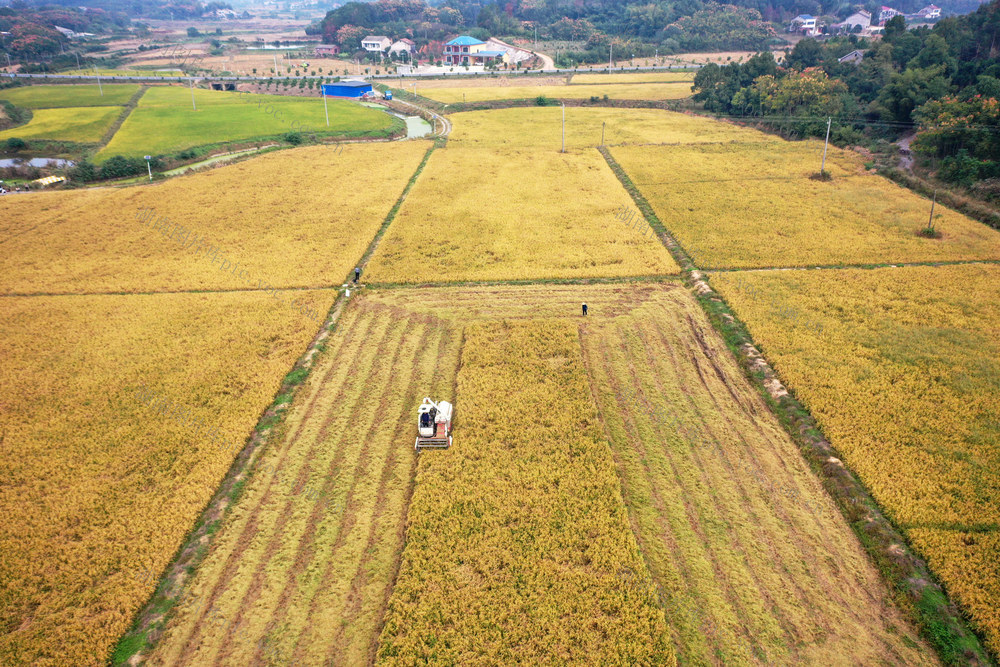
447, 107, 779, 152
569, 71, 696, 84
0, 106, 122, 143
613, 141, 1000, 268
144, 295, 461, 666
139, 282, 936, 664
365, 142, 678, 283
379, 319, 674, 663
711, 263, 1000, 654
413, 81, 693, 103
0, 290, 335, 666
0, 142, 430, 294
579, 284, 932, 664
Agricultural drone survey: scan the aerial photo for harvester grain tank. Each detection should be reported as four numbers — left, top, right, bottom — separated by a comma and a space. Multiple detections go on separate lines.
415, 397, 452, 450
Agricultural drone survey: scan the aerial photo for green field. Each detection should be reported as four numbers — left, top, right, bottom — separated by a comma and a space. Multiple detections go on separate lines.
0, 84, 139, 108
0, 106, 122, 143
97, 87, 397, 159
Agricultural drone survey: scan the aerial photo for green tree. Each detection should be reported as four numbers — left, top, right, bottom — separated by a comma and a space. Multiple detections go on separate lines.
875, 66, 951, 124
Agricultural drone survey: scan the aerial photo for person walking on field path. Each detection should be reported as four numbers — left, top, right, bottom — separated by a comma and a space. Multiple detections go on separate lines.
354, 267, 360, 283
582, 303, 588, 316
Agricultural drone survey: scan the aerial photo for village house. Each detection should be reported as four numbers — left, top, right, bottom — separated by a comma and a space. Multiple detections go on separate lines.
878, 5, 903, 24
390, 38, 416, 55
361, 36, 391, 52
315, 44, 340, 56
788, 15, 819, 35
443, 36, 507, 65
838, 49, 866, 65
831, 10, 871, 33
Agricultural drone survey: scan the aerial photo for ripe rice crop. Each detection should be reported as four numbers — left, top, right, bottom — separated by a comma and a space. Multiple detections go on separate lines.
0, 84, 140, 108
365, 140, 678, 283
569, 71, 695, 84
711, 263, 1000, 654
0, 106, 122, 143
447, 107, 779, 152
0, 289, 335, 666
612, 142, 1000, 268
377, 319, 675, 664
413, 81, 693, 103
0, 141, 430, 294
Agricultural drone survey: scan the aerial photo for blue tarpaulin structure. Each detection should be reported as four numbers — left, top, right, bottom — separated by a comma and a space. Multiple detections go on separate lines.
322, 80, 373, 98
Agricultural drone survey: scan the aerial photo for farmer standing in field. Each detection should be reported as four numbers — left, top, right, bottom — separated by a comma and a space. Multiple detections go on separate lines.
582, 303, 588, 316
354, 267, 361, 283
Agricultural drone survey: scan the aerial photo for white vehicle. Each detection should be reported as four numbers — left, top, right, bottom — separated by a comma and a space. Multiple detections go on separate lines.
415, 397, 453, 450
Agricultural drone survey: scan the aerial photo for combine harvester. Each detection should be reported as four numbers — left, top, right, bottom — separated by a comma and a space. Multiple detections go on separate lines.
415, 397, 453, 451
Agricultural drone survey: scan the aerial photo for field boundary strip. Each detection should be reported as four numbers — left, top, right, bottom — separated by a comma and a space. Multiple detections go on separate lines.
598, 144, 994, 666
97, 85, 147, 149
110, 139, 442, 666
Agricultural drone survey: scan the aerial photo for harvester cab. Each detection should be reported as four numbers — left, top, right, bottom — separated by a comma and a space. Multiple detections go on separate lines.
415, 397, 453, 451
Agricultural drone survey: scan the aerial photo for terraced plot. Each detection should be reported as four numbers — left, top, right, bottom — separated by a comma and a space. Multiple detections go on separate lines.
413, 81, 693, 103
0, 106, 122, 143
712, 264, 1000, 654
612, 141, 1000, 268
0, 83, 140, 107
98, 86, 398, 159
447, 107, 780, 152
0, 290, 334, 667
1, 141, 431, 294
570, 71, 696, 84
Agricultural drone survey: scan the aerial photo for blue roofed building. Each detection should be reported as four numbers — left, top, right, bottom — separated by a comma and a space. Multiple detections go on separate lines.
443, 35, 507, 65
322, 79, 374, 98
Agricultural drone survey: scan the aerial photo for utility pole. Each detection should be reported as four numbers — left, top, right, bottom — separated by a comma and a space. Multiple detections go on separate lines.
561, 102, 565, 153
190, 78, 196, 110
273, 53, 278, 75
820, 117, 831, 175
74, 52, 80, 70
601, 121, 606, 147
928, 190, 937, 229
94, 66, 103, 95
144, 155, 153, 181
323, 90, 329, 126
609, 42, 613, 70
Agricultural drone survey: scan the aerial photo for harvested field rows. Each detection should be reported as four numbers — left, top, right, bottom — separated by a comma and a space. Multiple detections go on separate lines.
612, 142, 1000, 269
579, 285, 933, 665
0, 290, 334, 666
146, 298, 461, 666
712, 264, 1000, 653
366, 283, 932, 662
